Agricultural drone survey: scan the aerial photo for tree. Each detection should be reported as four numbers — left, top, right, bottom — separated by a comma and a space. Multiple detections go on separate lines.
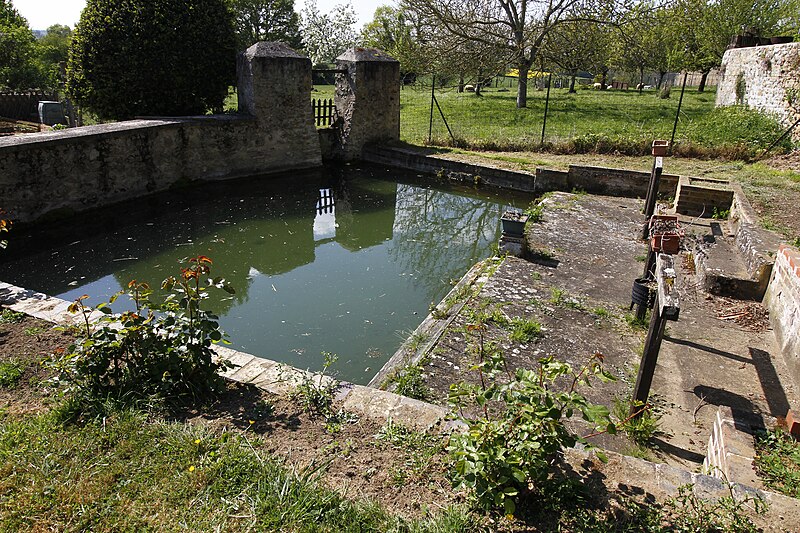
36, 24, 72, 90
0, 0, 42, 89
228, 0, 303, 51
541, 20, 612, 93
673, 0, 792, 91
402, 0, 627, 108
66, 0, 236, 120
361, 5, 425, 74
301, 0, 358, 65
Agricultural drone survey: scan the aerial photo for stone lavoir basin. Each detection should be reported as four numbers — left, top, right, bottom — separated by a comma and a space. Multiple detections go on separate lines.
0, 163, 535, 384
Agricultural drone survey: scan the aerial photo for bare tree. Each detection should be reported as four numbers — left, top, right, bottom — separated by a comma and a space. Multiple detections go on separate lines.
403, 0, 627, 107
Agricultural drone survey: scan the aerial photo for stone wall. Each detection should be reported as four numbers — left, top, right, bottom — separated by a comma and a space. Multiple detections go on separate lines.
765, 244, 800, 383
0, 42, 324, 224
716, 43, 800, 139
334, 49, 400, 160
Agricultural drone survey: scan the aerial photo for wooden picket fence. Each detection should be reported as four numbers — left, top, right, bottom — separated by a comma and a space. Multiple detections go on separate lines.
312, 98, 336, 128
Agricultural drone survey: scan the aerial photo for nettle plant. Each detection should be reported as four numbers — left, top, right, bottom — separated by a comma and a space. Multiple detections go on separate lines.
447, 321, 616, 516
54, 256, 234, 411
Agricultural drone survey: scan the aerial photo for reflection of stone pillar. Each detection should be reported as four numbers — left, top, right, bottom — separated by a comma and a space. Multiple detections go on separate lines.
237, 42, 322, 170
334, 48, 400, 160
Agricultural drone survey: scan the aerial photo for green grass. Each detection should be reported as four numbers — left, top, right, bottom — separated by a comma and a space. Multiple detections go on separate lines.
508, 317, 543, 343
0, 408, 473, 531
386, 359, 430, 401
754, 428, 800, 498
400, 84, 793, 155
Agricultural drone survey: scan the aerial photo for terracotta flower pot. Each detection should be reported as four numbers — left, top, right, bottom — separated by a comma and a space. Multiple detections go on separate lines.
651, 233, 681, 254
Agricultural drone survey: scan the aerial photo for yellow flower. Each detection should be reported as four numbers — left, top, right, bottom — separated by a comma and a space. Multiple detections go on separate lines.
194, 439, 201, 444
188, 465, 195, 472
248, 420, 255, 425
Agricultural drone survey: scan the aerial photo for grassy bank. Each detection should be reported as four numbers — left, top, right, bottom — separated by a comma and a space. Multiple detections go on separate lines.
0, 408, 472, 532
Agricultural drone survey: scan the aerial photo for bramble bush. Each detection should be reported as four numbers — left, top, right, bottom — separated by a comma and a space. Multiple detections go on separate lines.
52, 256, 234, 414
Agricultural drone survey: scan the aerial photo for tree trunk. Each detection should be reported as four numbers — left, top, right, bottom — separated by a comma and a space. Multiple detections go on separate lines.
656, 71, 666, 90
569, 72, 576, 93
516, 66, 528, 108
458, 74, 464, 93
698, 70, 709, 92
600, 68, 608, 90
639, 67, 645, 94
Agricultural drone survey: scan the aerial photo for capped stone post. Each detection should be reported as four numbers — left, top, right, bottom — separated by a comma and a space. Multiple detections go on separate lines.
334, 48, 400, 160
237, 42, 322, 169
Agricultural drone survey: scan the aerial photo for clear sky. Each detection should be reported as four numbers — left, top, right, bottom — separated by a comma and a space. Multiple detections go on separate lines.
12, 0, 385, 32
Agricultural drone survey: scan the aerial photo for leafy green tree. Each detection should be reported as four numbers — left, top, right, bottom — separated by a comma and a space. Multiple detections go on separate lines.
0, 0, 42, 89
542, 20, 613, 93
66, 0, 236, 120
300, 0, 358, 65
403, 0, 629, 108
35, 24, 72, 90
228, 0, 303, 51
361, 6, 421, 71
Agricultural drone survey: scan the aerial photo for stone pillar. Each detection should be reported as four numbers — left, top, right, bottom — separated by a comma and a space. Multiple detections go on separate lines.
334, 48, 400, 160
237, 42, 322, 169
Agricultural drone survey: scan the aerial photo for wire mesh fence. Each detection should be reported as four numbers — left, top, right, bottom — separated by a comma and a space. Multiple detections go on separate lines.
400, 73, 720, 151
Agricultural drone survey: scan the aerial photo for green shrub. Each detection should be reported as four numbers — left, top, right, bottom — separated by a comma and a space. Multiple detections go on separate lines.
67, 0, 236, 119
52, 256, 234, 414
387, 361, 430, 401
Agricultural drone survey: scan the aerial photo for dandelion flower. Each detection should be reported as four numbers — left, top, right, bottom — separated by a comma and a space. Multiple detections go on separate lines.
249, 420, 255, 425
189, 465, 196, 472
194, 439, 201, 444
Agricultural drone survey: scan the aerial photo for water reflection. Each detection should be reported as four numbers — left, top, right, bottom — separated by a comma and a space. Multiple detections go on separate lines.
0, 164, 532, 383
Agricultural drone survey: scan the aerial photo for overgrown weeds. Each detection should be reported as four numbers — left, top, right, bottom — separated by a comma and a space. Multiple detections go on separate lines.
754, 427, 800, 497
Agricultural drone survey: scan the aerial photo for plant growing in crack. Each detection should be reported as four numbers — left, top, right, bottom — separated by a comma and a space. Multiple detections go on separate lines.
447, 316, 617, 516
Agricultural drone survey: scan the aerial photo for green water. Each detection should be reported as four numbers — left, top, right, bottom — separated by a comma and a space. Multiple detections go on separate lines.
0, 163, 533, 383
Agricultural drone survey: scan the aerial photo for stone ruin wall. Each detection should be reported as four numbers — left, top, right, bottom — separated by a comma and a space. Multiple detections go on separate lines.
716, 42, 800, 140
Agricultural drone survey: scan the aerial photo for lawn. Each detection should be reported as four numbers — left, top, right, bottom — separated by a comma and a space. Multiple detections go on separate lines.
400, 84, 718, 146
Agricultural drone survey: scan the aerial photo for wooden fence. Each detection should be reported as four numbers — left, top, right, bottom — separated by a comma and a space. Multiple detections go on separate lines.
312, 98, 336, 128
0, 91, 58, 122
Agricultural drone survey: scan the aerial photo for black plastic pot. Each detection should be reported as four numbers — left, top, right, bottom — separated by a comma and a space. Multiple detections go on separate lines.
631, 277, 655, 309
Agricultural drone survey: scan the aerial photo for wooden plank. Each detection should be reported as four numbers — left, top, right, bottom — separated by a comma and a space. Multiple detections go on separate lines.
656, 253, 680, 321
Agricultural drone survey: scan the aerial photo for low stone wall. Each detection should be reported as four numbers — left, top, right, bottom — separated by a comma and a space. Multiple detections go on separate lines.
363, 144, 679, 198
765, 244, 800, 384
0, 116, 321, 223
716, 43, 800, 140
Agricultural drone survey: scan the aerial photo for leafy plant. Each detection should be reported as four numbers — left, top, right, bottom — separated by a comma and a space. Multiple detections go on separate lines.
613, 398, 661, 447
0, 359, 25, 388
524, 201, 545, 222
447, 318, 616, 516
663, 484, 765, 532
292, 351, 354, 432
51, 256, 234, 414
712, 207, 730, 220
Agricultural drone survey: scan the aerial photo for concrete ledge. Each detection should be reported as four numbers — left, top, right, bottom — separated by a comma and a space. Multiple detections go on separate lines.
362, 144, 679, 198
